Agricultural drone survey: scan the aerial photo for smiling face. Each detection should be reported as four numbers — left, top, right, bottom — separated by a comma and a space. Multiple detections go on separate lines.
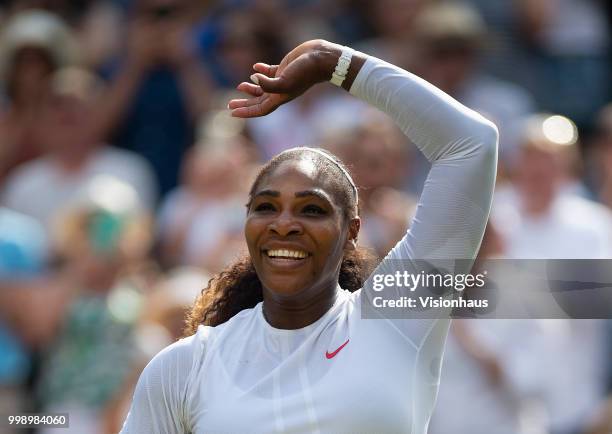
245, 153, 359, 300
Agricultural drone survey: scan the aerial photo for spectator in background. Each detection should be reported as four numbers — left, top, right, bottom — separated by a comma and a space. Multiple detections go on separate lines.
430, 223, 554, 434
355, 0, 429, 69
494, 113, 612, 258
589, 103, 612, 209
95, 0, 213, 198
104, 266, 208, 433
202, 5, 287, 89
329, 111, 416, 257
492, 113, 612, 434
158, 131, 257, 272
0, 208, 48, 434
1, 67, 156, 234
0, 9, 76, 184
516, 0, 610, 126
32, 176, 154, 434
0, 0, 106, 25
0, 0, 127, 68
413, 1, 535, 164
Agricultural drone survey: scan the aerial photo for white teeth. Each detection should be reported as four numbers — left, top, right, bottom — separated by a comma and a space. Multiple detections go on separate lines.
267, 249, 308, 259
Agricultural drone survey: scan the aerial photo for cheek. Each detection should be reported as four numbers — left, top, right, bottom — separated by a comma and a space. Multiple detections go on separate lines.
244, 217, 264, 255
313, 222, 346, 259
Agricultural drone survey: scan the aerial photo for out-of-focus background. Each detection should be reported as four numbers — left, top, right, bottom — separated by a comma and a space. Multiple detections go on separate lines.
0, 0, 611, 433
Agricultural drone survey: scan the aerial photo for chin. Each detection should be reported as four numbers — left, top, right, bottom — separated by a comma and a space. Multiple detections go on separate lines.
260, 274, 311, 298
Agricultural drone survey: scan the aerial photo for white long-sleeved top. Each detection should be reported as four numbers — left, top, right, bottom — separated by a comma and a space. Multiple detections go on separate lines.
120, 54, 498, 434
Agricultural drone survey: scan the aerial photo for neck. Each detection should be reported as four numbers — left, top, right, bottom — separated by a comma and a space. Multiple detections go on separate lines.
262, 282, 341, 330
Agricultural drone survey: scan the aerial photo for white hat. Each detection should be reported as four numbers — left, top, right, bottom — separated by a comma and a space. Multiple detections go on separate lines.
415, 2, 487, 45
0, 9, 77, 78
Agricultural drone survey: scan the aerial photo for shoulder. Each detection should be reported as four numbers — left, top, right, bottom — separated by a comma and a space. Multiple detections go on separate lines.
136, 326, 212, 409
197, 305, 264, 356
121, 330, 212, 433
142, 325, 216, 385
143, 329, 207, 381
163, 308, 259, 368
214, 305, 261, 338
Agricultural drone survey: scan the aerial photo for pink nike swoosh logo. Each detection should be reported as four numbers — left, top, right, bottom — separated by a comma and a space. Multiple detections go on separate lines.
325, 339, 349, 359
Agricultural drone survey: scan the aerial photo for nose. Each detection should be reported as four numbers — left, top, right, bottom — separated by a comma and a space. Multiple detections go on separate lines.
268, 210, 303, 237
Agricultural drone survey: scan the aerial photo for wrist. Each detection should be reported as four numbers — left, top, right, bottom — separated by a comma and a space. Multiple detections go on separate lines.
305, 41, 339, 88
313, 41, 367, 91
314, 41, 343, 79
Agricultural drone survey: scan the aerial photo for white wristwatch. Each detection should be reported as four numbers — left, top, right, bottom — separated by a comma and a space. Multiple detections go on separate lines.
330, 47, 354, 87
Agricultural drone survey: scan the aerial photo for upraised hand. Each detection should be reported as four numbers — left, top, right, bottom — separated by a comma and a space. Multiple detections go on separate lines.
228, 40, 345, 118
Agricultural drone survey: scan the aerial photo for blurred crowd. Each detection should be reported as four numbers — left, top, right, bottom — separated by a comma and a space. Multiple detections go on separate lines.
0, 0, 611, 433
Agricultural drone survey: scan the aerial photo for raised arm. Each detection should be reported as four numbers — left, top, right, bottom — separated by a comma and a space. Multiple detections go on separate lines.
229, 39, 498, 264
229, 41, 497, 431
339, 45, 497, 431
351, 53, 498, 264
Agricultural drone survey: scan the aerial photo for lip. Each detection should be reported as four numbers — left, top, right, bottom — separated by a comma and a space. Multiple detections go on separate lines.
261, 241, 312, 256
260, 242, 312, 271
263, 253, 311, 271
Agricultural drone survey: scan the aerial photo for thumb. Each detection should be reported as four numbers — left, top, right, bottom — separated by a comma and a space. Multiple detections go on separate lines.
250, 73, 290, 93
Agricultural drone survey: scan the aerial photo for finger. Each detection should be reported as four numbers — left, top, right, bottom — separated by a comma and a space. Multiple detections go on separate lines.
253, 63, 279, 77
227, 98, 250, 109
251, 73, 291, 94
231, 105, 264, 118
236, 82, 264, 97
231, 98, 277, 118
231, 104, 270, 118
228, 95, 267, 110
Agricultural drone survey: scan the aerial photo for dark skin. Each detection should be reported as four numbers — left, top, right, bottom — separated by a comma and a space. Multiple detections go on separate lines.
232, 40, 366, 329
245, 160, 359, 329
228, 39, 366, 117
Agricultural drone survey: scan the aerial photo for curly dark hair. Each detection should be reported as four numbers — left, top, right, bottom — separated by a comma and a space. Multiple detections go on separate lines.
183, 147, 379, 335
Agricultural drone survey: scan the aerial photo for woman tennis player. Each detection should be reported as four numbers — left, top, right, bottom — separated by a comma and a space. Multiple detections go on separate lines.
120, 39, 498, 433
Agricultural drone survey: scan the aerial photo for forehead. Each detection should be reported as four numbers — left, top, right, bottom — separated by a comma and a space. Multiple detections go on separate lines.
256, 158, 339, 198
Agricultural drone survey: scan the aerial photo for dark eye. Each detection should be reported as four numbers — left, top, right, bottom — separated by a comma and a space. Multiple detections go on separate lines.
302, 204, 326, 215
254, 202, 276, 212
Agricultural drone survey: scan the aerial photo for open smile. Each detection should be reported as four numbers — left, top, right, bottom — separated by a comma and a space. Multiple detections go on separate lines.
262, 249, 312, 270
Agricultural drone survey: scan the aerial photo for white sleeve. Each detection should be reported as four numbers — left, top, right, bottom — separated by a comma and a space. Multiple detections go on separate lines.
119, 334, 201, 434
351, 56, 498, 344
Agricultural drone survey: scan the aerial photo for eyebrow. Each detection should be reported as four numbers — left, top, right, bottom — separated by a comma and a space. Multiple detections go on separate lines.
252, 189, 333, 204
252, 189, 280, 199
